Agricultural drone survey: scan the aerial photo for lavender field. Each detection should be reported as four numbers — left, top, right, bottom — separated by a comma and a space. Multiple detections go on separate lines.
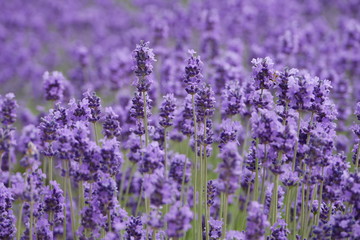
0, 0, 360, 239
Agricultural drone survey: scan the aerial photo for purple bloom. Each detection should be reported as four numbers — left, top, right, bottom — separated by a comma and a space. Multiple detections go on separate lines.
100, 138, 123, 176
42, 71, 65, 101
209, 218, 223, 240
287, 71, 316, 111
183, 50, 203, 95
0, 93, 17, 126
221, 79, 245, 117
125, 216, 144, 240
251, 108, 284, 145
139, 142, 164, 174
216, 142, 242, 194
159, 93, 176, 128
246, 201, 269, 240
251, 57, 276, 90
195, 84, 216, 122
0, 183, 16, 239
132, 41, 156, 92
143, 170, 179, 207
102, 107, 121, 139
83, 91, 101, 123
43, 181, 64, 225
35, 217, 53, 240
165, 201, 193, 238
168, 153, 191, 185
268, 220, 290, 240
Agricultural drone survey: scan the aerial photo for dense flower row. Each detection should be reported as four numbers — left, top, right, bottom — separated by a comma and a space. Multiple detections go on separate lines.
1, 0, 360, 240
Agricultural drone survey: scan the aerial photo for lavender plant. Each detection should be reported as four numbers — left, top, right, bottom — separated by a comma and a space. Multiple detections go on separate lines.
1, 1, 360, 240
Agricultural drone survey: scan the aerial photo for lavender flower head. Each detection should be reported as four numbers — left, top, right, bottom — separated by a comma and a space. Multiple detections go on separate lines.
195, 84, 216, 122
165, 201, 193, 238
125, 216, 144, 240
251, 57, 276, 90
140, 142, 164, 174
0, 183, 16, 239
246, 201, 269, 240
159, 93, 176, 128
216, 142, 242, 194
42, 71, 65, 101
132, 41, 156, 92
183, 50, 203, 95
102, 107, 121, 139
0, 93, 18, 126
251, 109, 284, 144
209, 218, 223, 240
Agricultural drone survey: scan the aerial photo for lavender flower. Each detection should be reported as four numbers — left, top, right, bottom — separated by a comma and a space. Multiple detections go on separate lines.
102, 107, 121, 139
246, 201, 269, 240
43, 181, 64, 225
125, 216, 144, 240
165, 201, 193, 238
83, 91, 101, 123
195, 84, 216, 122
251, 57, 276, 91
139, 142, 164, 174
216, 142, 242, 194
159, 93, 176, 128
168, 153, 191, 185
132, 41, 156, 92
42, 71, 65, 101
0, 183, 16, 239
0, 93, 17, 126
209, 218, 223, 240
183, 50, 203, 95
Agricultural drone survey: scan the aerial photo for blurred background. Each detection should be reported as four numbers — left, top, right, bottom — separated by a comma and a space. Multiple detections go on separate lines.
0, 0, 359, 112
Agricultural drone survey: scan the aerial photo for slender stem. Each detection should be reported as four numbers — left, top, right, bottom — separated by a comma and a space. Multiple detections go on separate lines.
292, 111, 302, 171
164, 128, 168, 178
135, 186, 143, 216
49, 156, 53, 186
253, 139, 260, 201
285, 186, 292, 226
260, 145, 268, 203
270, 174, 279, 225
191, 94, 199, 240
142, 92, 149, 147
63, 164, 67, 240
223, 193, 229, 236
29, 174, 34, 240
123, 165, 136, 207
292, 183, 299, 240
315, 167, 324, 226
17, 202, 24, 240
180, 137, 190, 204
66, 161, 76, 240
93, 122, 99, 145
355, 143, 360, 173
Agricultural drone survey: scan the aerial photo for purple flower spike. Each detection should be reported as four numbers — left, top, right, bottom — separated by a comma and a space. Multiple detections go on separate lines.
246, 201, 269, 240
165, 201, 193, 238
0, 183, 16, 239
0, 93, 18, 126
251, 57, 276, 91
43, 71, 65, 102
183, 50, 203, 95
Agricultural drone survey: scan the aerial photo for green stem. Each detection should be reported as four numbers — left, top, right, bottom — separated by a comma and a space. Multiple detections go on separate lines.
270, 174, 279, 225
253, 139, 260, 201
292, 184, 299, 240
164, 128, 168, 178
292, 111, 302, 171
355, 143, 360, 173
315, 167, 324, 226
93, 122, 99, 145
285, 187, 292, 226
66, 161, 77, 240
180, 137, 190, 204
191, 94, 199, 240
223, 193, 229, 237
17, 202, 24, 240
123, 165, 136, 208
